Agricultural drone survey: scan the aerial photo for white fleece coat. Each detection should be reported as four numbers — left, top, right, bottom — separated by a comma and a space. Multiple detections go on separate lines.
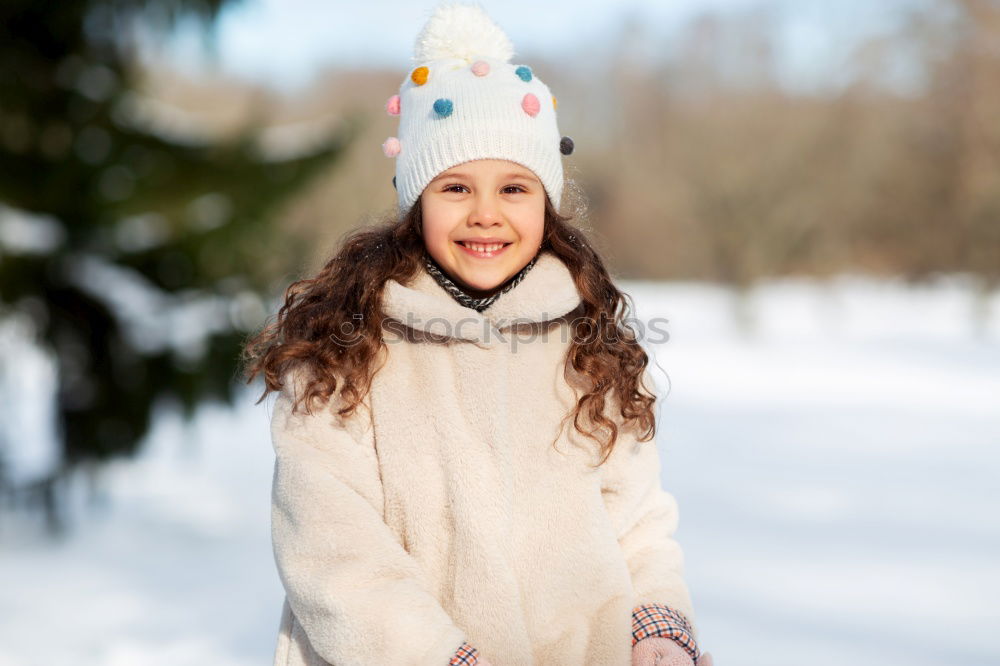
268, 249, 698, 666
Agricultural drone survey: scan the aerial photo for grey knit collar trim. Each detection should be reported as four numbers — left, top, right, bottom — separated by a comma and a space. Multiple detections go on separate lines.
423, 251, 540, 313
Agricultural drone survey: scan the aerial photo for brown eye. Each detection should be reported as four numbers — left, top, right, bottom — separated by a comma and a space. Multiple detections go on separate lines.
444, 184, 468, 193
503, 185, 526, 194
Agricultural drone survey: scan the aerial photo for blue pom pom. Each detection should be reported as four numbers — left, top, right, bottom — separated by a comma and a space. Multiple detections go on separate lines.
433, 98, 454, 117
515, 65, 532, 82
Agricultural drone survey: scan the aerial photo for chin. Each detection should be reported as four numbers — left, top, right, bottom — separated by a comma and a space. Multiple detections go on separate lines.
457, 275, 503, 295
445, 248, 526, 290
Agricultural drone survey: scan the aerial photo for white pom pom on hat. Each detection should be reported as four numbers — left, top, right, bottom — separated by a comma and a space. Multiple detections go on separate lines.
413, 2, 514, 63
381, 1, 573, 214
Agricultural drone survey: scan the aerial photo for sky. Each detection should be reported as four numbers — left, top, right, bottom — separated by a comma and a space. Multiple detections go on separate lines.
151, 0, 927, 94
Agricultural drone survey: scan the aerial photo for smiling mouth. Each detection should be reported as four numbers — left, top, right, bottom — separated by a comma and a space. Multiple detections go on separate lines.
455, 240, 512, 257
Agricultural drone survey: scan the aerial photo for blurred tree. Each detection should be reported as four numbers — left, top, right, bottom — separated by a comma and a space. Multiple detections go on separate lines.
565, 1, 998, 339
925, 0, 1000, 332
0, 0, 363, 533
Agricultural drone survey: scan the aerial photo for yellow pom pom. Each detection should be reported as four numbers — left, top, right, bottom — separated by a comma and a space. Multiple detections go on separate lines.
552, 95, 558, 110
411, 66, 429, 85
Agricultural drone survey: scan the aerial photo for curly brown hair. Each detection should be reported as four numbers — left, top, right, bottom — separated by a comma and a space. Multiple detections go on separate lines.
239, 193, 657, 467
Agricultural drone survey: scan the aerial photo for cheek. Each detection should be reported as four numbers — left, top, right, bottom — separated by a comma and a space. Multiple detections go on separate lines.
421, 220, 450, 250
512, 208, 545, 246
420, 201, 456, 250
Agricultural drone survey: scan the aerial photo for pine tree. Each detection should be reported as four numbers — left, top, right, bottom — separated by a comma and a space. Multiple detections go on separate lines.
0, 0, 363, 532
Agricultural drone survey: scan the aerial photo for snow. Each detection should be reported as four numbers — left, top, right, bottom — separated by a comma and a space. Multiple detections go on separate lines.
1, 272, 997, 665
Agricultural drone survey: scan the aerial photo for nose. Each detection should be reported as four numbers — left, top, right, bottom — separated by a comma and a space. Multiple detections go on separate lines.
468, 192, 504, 229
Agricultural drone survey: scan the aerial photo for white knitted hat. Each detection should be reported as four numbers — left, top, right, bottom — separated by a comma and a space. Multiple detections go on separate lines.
382, 2, 574, 214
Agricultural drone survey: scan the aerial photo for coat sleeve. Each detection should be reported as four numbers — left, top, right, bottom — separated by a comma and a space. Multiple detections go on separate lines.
598, 373, 700, 643
631, 602, 700, 660
448, 641, 481, 665
269, 369, 469, 665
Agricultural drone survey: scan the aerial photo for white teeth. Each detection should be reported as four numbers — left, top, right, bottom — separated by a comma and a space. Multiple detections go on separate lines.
462, 242, 505, 252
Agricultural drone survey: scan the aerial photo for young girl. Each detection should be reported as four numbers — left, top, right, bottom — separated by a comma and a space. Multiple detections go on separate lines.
242, 3, 713, 665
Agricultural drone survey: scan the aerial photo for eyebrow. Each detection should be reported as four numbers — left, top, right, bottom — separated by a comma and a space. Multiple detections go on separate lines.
432, 171, 539, 183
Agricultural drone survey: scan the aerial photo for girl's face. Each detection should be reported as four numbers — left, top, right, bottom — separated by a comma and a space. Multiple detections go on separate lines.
420, 159, 545, 298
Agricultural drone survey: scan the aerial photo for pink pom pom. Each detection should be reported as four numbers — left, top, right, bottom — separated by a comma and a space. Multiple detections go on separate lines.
382, 137, 401, 157
471, 60, 490, 77
521, 93, 540, 117
385, 94, 401, 115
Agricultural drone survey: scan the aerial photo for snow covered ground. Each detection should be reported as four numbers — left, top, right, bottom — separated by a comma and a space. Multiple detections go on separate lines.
1, 272, 997, 666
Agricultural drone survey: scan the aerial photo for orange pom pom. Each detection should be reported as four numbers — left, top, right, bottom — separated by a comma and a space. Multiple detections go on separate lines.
411, 66, 429, 85
552, 95, 557, 110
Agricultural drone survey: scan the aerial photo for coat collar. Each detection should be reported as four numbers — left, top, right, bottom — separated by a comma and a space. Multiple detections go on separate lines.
381, 249, 582, 348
